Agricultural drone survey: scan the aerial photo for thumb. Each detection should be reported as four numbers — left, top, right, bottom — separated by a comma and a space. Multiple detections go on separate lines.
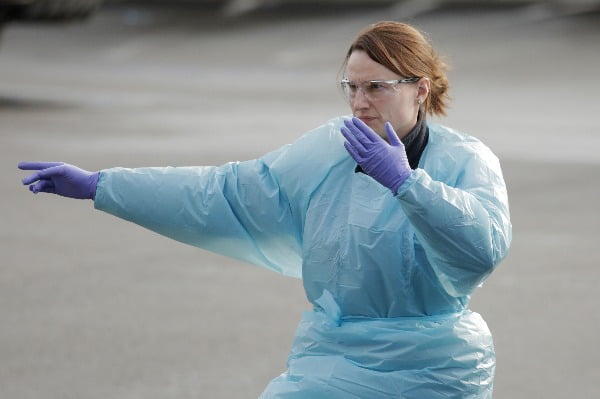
385, 122, 401, 146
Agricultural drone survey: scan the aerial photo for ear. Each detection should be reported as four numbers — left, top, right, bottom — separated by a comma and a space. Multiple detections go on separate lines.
416, 77, 431, 102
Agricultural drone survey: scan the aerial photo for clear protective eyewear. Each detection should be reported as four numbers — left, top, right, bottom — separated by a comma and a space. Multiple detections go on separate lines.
340, 77, 420, 103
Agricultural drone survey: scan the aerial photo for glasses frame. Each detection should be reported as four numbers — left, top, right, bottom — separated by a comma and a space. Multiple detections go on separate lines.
340, 77, 420, 102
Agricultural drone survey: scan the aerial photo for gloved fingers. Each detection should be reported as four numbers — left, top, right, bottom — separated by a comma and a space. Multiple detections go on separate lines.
21, 164, 66, 185
344, 119, 374, 148
29, 179, 55, 194
385, 122, 402, 147
20, 162, 65, 185
343, 141, 363, 164
351, 117, 382, 144
22, 171, 42, 185
18, 161, 64, 171
341, 126, 367, 154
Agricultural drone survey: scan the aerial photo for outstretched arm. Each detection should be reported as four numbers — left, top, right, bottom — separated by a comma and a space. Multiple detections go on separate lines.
18, 157, 305, 278
93, 161, 303, 277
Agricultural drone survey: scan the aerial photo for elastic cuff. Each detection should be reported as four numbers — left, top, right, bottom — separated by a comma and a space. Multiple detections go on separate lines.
394, 169, 419, 197
89, 171, 100, 200
92, 170, 106, 207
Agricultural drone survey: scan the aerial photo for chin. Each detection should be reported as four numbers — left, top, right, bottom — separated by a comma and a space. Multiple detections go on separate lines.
364, 121, 383, 136
373, 126, 387, 138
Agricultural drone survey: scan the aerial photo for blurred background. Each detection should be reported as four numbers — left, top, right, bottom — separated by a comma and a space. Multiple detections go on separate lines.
1, 1, 599, 398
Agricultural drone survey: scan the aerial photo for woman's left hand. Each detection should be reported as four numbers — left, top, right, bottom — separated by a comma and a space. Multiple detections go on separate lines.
341, 117, 412, 195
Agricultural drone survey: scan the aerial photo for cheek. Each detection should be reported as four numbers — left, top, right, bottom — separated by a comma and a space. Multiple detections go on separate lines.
378, 103, 401, 124
385, 98, 412, 124
371, 121, 386, 137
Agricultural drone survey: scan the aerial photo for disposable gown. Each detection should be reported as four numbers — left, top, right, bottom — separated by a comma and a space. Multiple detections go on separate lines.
94, 117, 512, 398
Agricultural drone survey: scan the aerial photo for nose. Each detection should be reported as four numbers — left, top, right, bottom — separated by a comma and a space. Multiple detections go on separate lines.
351, 88, 370, 109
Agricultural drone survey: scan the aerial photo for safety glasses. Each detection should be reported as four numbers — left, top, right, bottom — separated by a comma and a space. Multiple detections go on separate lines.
340, 78, 420, 103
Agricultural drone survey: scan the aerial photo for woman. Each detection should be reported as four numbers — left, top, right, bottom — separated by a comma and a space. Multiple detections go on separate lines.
19, 22, 511, 398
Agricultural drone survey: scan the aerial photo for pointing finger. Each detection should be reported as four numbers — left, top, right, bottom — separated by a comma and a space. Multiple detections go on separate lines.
18, 161, 64, 171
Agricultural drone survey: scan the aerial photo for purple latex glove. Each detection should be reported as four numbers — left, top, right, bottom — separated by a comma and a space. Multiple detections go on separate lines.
341, 117, 412, 195
19, 162, 99, 200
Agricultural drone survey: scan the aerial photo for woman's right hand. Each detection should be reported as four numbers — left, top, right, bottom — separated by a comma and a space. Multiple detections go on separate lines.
18, 162, 99, 200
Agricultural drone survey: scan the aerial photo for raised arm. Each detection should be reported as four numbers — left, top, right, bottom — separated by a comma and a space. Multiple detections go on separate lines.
341, 118, 511, 297
395, 153, 511, 297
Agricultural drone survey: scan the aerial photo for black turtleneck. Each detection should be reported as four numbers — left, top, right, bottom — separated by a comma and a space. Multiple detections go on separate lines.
355, 110, 429, 174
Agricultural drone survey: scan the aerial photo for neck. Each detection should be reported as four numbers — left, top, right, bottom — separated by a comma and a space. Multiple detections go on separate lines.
401, 109, 429, 169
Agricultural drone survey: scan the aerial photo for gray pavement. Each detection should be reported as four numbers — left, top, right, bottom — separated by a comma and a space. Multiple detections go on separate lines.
1, 3, 599, 398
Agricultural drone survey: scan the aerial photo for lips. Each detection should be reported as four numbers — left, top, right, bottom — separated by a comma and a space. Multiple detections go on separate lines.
358, 116, 376, 124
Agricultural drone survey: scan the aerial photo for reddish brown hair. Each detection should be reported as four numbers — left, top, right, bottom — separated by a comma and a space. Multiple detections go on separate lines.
342, 21, 450, 116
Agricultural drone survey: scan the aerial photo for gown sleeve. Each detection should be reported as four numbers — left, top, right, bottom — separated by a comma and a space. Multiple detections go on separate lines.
395, 138, 512, 297
93, 146, 304, 278
93, 117, 348, 279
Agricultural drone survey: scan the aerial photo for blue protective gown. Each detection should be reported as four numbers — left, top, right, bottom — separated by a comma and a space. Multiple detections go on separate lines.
94, 117, 512, 398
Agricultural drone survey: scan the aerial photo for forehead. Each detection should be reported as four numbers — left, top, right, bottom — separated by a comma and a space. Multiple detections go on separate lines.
345, 50, 398, 80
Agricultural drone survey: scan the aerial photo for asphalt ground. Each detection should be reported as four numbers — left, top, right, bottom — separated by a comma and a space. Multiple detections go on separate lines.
1, 3, 599, 398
